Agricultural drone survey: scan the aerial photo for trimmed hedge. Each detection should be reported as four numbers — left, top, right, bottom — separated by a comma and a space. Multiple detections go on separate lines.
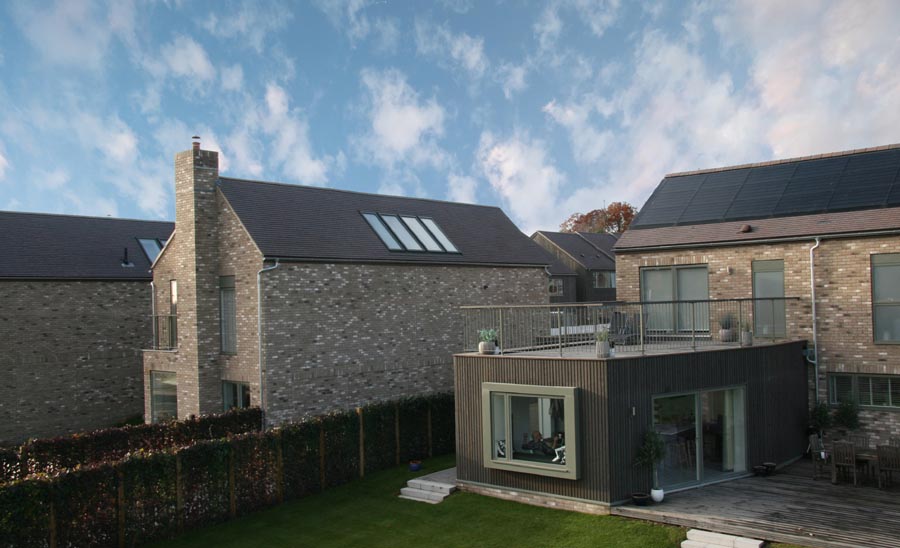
3, 407, 262, 483
0, 393, 454, 548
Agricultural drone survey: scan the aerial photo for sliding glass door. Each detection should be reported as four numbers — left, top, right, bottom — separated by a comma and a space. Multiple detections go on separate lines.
641, 266, 709, 333
653, 386, 747, 489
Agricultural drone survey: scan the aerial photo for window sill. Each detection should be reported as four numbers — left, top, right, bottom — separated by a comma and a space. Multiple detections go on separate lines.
485, 458, 579, 480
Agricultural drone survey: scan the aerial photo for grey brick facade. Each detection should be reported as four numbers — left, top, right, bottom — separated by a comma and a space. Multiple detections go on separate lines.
0, 280, 151, 443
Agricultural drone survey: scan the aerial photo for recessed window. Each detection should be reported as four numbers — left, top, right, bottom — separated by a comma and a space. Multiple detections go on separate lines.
361, 213, 460, 253
223, 381, 251, 411
220, 276, 236, 354
363, 213, 402, 251
549, 278, 564, 296
482, 382, 579, 479
753, 260, 786, 337
150, 371, 177, 423
830, 374, 900, 409
873, 253, 900, 343
138, 238, 164, 262
593, 270, 616, 289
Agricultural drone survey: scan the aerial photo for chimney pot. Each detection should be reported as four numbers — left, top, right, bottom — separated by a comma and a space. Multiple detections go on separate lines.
192, 135, 200, 151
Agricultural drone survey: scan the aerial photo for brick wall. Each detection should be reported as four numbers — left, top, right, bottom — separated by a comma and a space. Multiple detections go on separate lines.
261, 263, 547, 424
0, 280, 150, 443
616, 234, 900, 440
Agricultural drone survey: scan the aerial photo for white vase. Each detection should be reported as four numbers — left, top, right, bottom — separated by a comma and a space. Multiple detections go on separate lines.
741, 331, 753, 346
596, 341, 610, 358
650, 488, 664, 503
478, 341, 495, 354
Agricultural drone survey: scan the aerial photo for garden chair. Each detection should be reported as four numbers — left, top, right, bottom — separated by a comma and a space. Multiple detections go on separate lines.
831, 441, 857, 485
849, 433, 870, 451
809, 434, 828, 480
877, 445, 900, 489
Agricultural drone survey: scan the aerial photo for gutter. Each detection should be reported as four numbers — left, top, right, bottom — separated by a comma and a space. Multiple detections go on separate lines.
614, 228, 900, 253
808, 238, 821, 403
257, 259, 280, 430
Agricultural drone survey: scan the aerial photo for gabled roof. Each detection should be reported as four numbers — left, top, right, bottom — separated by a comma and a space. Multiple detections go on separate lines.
217, 177, 551, 267
0, 211, 173, 279
619, 144, 900, 250
630, 144, 900, 230
532, 231, 617, 270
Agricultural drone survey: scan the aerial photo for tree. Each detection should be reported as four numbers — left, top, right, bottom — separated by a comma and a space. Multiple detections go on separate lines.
559, 201, 637, 234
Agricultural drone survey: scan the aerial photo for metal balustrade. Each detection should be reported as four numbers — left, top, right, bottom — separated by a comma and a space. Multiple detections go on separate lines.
461, 298, 801, 358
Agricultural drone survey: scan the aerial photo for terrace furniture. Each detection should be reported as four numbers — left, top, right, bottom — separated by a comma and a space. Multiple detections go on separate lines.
849, 433, 870, 451
889, 437, 900, 448
831, 441, 857, 486
809, 434, 829, 480
877, 445, 900, 489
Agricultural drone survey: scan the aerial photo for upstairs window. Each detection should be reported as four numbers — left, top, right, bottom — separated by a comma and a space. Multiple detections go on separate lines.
220, 276, 236, 354
593, 270, 616, 289
549, 278, 564, 296
362, 212, 460, 253
873, 253, 900, 343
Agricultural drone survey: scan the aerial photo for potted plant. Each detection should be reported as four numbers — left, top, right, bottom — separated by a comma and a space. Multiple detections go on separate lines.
740, 320, 753, 346
834, 399, 860, 433
595, 329, 611, 358
478, 328, 497, 355
634, 431, 666, 503
809, 401, 832, 438
719, 313, 736, 342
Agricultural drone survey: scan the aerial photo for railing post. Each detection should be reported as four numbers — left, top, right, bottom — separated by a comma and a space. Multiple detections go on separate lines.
691, 302, 696, 350
738, 300, 744, 347
639, 303, 645, 355
499, 308, 504, 355
771, 298, 776, 341
557, 307, 563, 357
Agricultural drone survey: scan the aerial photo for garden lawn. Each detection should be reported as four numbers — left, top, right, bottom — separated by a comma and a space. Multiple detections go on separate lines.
152, 454, 687, 548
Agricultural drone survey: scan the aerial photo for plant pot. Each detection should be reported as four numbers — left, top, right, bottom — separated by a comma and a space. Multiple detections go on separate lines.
753, 464, 768, 476
409, 460, 423, 472
719, 328, 734, 342
650, 488, 664, 503
631, 493, 650, 506
478, 341, 495, 355
741, 331, 753, 346
596, 341, 610, 358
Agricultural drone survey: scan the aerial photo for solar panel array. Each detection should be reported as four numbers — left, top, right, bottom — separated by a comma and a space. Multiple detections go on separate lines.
631, 148, 900, 229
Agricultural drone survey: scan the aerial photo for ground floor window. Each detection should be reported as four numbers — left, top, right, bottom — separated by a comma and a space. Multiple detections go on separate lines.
150, 371, 177, 423
653, 386, 746, 489
829, 374, 900, 409
481, 382, 579, 479
223, 381, 251, 411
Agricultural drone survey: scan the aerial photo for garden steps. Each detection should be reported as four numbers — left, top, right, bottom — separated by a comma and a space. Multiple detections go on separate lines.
399, 467, 457, 504
682, 529, 765, 548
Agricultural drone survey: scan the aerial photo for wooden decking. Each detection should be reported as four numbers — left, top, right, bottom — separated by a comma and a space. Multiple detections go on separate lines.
611, 459, 900, 548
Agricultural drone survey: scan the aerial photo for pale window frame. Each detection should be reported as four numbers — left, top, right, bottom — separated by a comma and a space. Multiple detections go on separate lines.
872, 253, 900, 344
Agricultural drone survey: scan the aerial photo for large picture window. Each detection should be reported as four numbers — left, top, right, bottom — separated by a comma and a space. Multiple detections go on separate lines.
593, 270, 616, 289
873, 254, 900, 343
482, 383, 579, 479
150, 371, 177, 423
640, 265, 709, 332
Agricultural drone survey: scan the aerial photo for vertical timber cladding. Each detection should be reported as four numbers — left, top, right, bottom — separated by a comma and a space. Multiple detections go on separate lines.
453, 355, 612, 503
605, 341, 809, 503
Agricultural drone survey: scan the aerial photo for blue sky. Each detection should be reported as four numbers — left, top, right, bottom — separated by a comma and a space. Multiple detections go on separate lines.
1, 1, 899, 233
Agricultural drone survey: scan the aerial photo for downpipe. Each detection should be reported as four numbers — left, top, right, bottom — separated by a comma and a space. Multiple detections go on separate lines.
808, 238, 821, 403
257, 259, 280, 430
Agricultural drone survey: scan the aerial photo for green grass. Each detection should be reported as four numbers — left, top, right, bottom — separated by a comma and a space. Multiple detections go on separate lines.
153, 454, 688, 548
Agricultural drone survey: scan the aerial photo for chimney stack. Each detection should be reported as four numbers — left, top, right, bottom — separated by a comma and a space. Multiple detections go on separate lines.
192, 135, 201, 152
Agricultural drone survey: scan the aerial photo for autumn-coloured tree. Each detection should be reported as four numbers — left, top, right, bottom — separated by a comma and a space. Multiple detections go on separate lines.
559, 202, 637, 234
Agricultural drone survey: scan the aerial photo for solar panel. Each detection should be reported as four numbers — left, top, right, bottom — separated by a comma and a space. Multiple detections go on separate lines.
827, 151, 900, 210
725, 164, 794, 219
772, 156, 846, 216
677, 169, 748, 224
631, 174, 706, 227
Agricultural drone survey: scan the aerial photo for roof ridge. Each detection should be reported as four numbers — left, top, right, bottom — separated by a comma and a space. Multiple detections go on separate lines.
0, 209, 173, 224
576, 232, 617, 262
218, 176, 503, 211
666, 143, 900, 178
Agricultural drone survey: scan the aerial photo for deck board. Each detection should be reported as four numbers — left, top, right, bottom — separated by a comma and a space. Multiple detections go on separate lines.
611, 460, 900, 548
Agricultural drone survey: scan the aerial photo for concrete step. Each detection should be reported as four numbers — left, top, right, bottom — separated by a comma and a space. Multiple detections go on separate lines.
685, 529, 765, 548
407, 478, 457, 495
399, 486, 448, 504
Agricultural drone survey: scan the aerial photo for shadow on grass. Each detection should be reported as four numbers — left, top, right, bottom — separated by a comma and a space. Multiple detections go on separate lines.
153, 454, 687, 548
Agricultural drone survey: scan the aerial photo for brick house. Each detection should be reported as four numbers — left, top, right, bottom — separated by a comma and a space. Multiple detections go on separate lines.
0, 211, 172, 443
531, 231, 617, 302
615, 144, 900, 442
142, 143, 551, 425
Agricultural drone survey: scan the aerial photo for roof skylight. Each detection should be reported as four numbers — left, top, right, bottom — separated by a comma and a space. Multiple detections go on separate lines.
138, 238, 164, 262
361, 213, 460, 254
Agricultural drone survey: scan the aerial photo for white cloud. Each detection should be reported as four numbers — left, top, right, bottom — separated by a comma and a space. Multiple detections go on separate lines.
357, 68, 447, 169
13, 0, 112, 69
314, 0, 396, 50
160, 36, 216, 82
534, 5, 562, 54
499, 63, 528, 99
571, 0, 621, 38
477, 131, 567, 233
438, 0, 473, 13
34, 168, 69, 190
221, 64, 244, 91
543, 98, 614, 165
0, 144, 8, 181
446, 174, 477, 204
415, 20, 489, 79
371, 17, 400, 54
263, 83, 332, 184
201, 1, 292, 53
